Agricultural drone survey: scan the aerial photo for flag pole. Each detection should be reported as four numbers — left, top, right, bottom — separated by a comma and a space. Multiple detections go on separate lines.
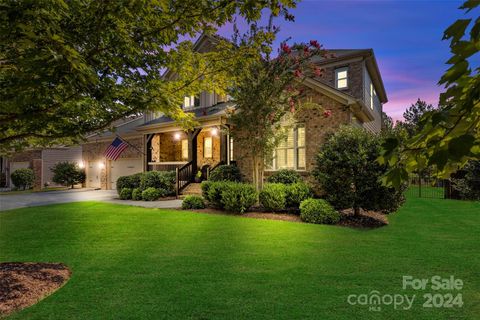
116, 134, 146, 156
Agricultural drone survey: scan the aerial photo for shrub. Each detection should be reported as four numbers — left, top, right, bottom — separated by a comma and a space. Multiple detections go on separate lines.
119, 188, 133, 200
116, 173, 143, 195
201, 181, 213, 199
300, 198, 340, 224
314, 126, 405, 215
285, 182, 312, 208
140, 171, 175, 195
11, 168, 35, 190
267, 169, 302, 184
206, 181, 230, 208
51, 161, 85, 188
141, 187, 165, 201
451, 160, 480, 200
220, 183, 257, 214
182, 195, 205, 209
132, 188, 142, 201
259, 183, 286, 211
208, 165, 242, 182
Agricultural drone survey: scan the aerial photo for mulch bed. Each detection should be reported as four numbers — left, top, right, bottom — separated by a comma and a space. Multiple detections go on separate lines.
0, 262, 71, 317
189, 208, 302, 222
338, 209, 389, 229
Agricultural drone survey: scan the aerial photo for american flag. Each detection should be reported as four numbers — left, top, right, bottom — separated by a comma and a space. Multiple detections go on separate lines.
104, 137, 128, 160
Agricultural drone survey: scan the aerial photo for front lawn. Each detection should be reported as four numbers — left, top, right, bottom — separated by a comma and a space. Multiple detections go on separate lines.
0, 198, 479, 319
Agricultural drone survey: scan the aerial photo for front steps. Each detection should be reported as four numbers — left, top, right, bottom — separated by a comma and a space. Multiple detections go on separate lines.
180, 183, 202, 197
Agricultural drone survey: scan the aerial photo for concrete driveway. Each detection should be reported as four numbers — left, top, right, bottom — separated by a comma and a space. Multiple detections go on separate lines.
0, 189, 182, 211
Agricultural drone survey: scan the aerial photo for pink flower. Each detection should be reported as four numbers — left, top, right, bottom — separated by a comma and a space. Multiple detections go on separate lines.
294, 69, 302, 78
289, 99, 296, 113
323, 110, 332, 118
309, 40, 321, 49
314, 66, 323, 77
303, 46, 310, 55
280, 43, 291, 54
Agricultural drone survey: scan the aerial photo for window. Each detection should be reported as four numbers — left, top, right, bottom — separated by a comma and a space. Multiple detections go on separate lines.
204, 137, 213, 158
268, 125, 306, 170
229, 137, 234, 161
183, 95, 200, 108
181, 139, 188, 160
370, 83, 374, 110
335, 67, 348, 89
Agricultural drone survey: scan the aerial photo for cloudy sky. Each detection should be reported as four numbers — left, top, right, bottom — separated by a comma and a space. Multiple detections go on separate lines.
218, 0, 475, 121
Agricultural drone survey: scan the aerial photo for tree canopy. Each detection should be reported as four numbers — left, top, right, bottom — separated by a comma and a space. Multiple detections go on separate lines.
0, 0, 298, 153
380, 0, 480, 187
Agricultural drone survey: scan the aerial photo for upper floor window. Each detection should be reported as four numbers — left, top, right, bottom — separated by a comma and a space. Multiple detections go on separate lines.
335, 67, 348, 89
267, 125, 306, 171
183, 95, 200, 108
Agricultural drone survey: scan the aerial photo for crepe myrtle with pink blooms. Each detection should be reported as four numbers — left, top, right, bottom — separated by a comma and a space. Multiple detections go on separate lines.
227, 29, 334, 190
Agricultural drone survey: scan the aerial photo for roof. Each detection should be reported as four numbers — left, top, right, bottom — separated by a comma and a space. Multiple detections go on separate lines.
85, 116, 144, 141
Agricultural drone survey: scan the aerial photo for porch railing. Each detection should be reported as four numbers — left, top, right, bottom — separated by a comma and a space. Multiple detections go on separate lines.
148, 161, 187, 172
175, 161, 194, 197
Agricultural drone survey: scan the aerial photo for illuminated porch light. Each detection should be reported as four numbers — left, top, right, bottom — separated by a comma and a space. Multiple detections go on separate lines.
78, 161, 85, 169
211, 127, 218, 136
174, 132, 181, 140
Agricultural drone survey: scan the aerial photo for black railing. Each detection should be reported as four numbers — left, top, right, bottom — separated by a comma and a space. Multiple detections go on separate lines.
176, 161, 193, 197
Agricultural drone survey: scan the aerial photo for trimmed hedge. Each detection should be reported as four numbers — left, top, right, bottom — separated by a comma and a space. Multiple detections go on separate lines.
208, 165, 242, 182
182, 195, 205, 209
259, 183, 286, 211
267, 169, 302, 184
220, 183, 257, 214
119, 188, 133, 200
141, 187, 165, 201
132, 188, 142, 201
140, 171, 175, 195
116, 173, 142, 195
11, 168, 35, 190
285, 182, 312, 208
206, 181, 230, 208
300, 198, 340, 224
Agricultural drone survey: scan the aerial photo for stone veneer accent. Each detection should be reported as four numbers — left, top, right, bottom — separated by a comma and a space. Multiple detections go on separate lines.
82, 137, 144, 189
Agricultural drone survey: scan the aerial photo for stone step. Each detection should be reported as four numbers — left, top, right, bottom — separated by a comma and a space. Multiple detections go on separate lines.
181, 183, 202, 196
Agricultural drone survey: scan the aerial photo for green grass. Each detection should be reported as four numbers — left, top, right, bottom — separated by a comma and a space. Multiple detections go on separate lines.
0, 198, 479, 319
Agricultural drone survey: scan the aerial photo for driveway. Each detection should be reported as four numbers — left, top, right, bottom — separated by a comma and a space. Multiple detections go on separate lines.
0, 189, 182, 211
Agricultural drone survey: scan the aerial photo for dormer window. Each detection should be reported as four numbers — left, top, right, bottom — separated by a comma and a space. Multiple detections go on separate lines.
335, 67, 348, 89
183, 95, 200, 108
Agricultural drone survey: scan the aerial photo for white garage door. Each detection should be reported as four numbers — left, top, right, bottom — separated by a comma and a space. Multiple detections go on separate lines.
9, 161, 30, 187
110, 158, 143, 189
86, 161, 101, 189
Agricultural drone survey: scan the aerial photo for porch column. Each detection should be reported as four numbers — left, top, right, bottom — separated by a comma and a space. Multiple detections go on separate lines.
188, 128, 201, 177
220, 131, 228, 164
144, 134, 154, 171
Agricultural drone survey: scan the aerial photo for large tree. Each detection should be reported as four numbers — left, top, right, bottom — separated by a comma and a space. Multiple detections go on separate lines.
397, 99, 436, 137
0, 0, 298, 153
226, 23, 329, 190
380, 0, 480, 187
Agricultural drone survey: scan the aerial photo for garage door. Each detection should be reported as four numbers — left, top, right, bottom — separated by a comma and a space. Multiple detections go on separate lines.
9, 161, 30, 187
86, 161, 101, 189
110, 158, 143, 189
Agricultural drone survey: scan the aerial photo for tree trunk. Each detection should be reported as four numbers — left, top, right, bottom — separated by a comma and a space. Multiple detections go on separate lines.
354, 206, 361, 216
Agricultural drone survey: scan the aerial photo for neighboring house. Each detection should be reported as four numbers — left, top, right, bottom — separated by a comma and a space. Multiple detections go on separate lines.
4, 34, 387, 193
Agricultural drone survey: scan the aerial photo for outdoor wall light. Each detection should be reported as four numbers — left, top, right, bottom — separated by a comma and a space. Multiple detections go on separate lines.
78, 161, 85, 169
98, 162, 105, 169
211, 127, 218, 136
174, 132, 181, 140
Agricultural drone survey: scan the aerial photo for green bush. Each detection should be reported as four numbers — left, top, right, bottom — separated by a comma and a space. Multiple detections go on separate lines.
11, 168, 35, 190
119, 188, 133, 200
300, 198, 340, 224
201, 181, 213, 199
141, 187, 164, 201
220, 183, 257, 214
267, 169, 302, 184
132, 188, 142, 201
51, 161, 85, 188
452, 160, 480, 200
182, 195, 205, 209
206, 181, 230, 208
140, 171, 175, 195
285, 182, 312, 208
259, 183, 286, 211
116, 173, 143, 195
314, 126, 406, 214
208, 165, 242, 182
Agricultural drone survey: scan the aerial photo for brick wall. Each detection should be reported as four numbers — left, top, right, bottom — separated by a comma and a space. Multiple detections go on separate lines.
315, 60, 365, 101
196, 130, 221, 168
234, 88, 351, 192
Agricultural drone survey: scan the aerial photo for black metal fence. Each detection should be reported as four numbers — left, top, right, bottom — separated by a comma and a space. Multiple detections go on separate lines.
406, 175, 449, 199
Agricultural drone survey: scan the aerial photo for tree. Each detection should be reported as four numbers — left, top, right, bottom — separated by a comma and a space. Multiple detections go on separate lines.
51, 162, 85, 188
380, 0, 480, 187
314, 126, 405, 215
226, 23, 329, 190
397, 99, 436, 136
10, 168, 35, 190
0, 0, 298, 153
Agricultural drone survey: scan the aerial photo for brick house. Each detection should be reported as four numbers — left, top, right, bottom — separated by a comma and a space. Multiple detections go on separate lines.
3, 35, 387, 193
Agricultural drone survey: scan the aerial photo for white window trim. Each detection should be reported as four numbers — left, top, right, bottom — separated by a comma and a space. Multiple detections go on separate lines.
267, 125, 306, 171
335, 67, 348, 89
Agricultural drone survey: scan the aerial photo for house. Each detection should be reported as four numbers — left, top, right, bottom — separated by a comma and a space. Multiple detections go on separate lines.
3, 34, 387, 193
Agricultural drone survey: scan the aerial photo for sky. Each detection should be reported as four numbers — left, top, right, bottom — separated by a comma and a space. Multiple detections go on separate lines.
217, 0, 475, 121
